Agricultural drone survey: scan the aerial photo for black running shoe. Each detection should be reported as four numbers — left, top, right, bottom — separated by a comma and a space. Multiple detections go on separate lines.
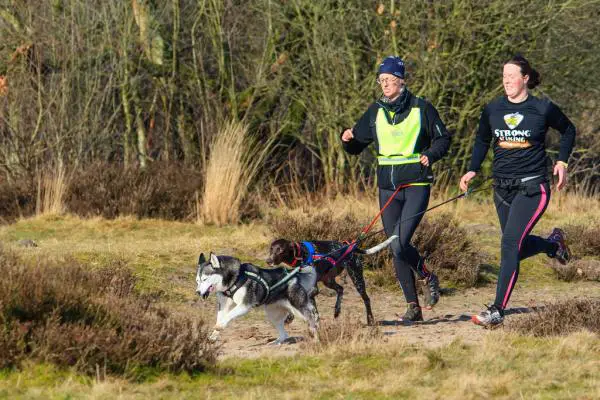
547, 228, 571, 265
471, 304, 504, 327
421, 272, 441, 309
398, 302, 423, 322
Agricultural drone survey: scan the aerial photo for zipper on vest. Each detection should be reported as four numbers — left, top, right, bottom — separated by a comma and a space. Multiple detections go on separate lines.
390, 165, 395, 189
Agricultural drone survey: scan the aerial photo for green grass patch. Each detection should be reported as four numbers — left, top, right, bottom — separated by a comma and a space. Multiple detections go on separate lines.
1, 333, 598, 399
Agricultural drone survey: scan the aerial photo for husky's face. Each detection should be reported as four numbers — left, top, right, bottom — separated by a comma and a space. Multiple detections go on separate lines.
196, 253, 224, 299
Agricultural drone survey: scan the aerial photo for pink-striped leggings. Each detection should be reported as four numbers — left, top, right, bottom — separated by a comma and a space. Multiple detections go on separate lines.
493, 181, 556, 309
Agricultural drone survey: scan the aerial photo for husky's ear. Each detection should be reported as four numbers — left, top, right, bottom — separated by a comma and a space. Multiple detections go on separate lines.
198, 253, 206, 266
210, 253, 221, 269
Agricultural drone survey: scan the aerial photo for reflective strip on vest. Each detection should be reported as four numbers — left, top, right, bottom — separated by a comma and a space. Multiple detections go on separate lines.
377, 154, 421, 165
376, 107, 421, 165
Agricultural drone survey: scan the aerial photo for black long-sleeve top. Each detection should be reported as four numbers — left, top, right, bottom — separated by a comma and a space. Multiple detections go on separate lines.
342, 89, 451, 189
468, 95, 576, 179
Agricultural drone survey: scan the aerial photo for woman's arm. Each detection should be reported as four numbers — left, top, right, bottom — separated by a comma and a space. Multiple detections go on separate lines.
421, 102, 451, 164
546, 101, 576, 164
341, 104, 377, 155
546, 101, 576, 191
467, 106, 493, 173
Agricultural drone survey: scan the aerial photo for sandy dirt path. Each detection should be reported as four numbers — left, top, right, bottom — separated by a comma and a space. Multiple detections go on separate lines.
193, 277, 599, 359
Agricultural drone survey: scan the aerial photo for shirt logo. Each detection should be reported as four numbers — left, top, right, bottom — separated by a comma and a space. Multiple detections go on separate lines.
504, 112, 524, 129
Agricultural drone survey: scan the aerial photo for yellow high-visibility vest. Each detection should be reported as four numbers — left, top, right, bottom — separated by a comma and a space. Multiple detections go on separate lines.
376, 107, 422, 166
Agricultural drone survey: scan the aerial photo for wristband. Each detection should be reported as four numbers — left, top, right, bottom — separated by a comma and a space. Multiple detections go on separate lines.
556, 161, 568, 169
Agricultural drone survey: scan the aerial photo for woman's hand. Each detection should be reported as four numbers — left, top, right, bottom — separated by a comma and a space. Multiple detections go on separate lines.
341, 129, 354, 142
419, 155, 430, 167
554, 162, 567, 191
460, 171, 477, 192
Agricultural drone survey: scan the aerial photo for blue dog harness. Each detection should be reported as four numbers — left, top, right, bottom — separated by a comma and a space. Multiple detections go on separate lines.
297, 241, 357, 269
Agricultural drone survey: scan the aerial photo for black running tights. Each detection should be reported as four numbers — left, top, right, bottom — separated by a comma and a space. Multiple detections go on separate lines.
380, 185, 431, 305
493, 182, 556, 309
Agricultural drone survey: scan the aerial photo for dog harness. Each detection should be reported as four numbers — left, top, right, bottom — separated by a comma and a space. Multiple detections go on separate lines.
291, 241, 358, 270
223, 264, 301, 306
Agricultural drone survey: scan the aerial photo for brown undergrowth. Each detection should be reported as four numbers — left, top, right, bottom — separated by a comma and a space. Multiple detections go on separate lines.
507, 298, 600, 336
0, 247, 216, 378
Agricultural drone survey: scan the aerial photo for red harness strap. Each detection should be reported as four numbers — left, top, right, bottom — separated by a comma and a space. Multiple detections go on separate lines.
312, 242, 357, 268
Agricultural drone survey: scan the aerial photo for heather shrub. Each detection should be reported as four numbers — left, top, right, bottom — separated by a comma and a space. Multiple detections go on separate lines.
65, 162, 202, 220
507, 299, 600, 336
0, 248, 216, 377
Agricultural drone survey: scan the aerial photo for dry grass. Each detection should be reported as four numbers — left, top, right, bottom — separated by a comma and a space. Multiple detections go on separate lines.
0, 210, 598, 398
199, 120, 274, 226
546, 220, 600, 281
268, 207, 365, 242
303, 317, 383, 354
66, 162, 203, 220
35, 165, 68, 216
413, 213, 484, 287
3, 332, 599, 399
507, 298, 600, 336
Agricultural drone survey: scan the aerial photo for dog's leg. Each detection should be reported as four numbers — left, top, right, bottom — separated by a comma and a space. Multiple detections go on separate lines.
215, 293, 235, 326
346, 259, 375, 326
265, 302, 290, 345
303, 299, 320, 341
209, 303, 252, 342
322, 278, 344, 319
287, 284, 320, 341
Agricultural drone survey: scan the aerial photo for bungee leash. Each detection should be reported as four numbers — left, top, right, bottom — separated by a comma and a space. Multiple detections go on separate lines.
310, 177, 493, 261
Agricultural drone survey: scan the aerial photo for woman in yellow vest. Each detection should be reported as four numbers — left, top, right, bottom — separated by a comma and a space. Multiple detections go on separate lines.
341, 56, 451, 321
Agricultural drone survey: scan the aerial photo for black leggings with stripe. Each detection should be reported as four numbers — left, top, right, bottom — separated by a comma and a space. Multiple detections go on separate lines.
493, 181, 556, 309
380, 185, 431, 305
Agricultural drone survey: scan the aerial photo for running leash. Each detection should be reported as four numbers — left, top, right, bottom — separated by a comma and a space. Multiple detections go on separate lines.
315, 177, 493, 260
357, 178, 493, 244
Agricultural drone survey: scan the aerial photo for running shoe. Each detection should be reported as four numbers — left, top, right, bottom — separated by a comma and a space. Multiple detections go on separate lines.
547, 228, 571, 265
471, 304, 504, 327
398, 302, 423, 322
421, 272, 441, 309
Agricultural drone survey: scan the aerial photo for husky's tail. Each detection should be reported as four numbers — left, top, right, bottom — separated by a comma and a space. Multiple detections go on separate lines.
356, 235, 398, 255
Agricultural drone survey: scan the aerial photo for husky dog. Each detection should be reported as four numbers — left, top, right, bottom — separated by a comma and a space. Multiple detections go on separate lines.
266, 235, 397, 326
196, 253, 319, 344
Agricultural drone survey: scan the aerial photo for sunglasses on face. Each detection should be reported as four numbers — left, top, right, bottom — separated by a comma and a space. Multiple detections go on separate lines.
376, 76, 401, 85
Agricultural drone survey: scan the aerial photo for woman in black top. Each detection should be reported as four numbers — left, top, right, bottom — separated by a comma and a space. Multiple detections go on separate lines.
460, 55, 576, 327
341, 56, 451, 321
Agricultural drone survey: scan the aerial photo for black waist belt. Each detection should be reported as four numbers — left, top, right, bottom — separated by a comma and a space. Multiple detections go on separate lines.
494, 175, 548, 196
494, 175, 547, 189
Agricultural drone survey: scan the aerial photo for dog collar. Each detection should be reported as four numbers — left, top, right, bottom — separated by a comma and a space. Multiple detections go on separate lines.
290, 241, 316, 267
289, 242, 303, 267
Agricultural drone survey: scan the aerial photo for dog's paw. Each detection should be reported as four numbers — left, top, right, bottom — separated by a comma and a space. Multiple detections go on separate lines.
367, 314, 376, 326
208, 330, 221, 343
284, 313, 294, 325
268, 336, 298, 345
334, 307, 341, 318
